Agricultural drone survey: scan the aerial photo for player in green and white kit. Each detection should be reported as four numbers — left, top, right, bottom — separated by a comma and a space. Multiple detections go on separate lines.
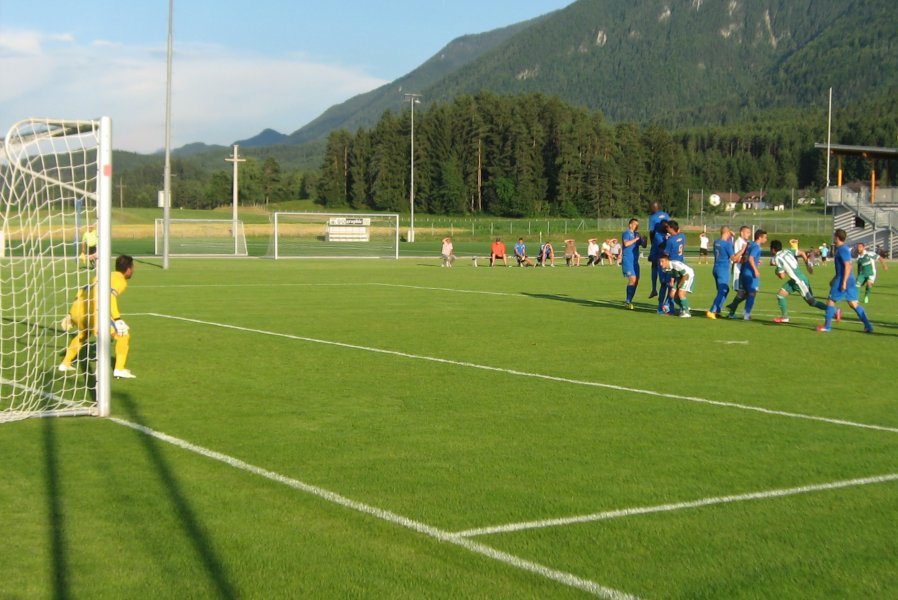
855, 242, 888, 304
770, 239, 828, 323
658, 253, 694, 317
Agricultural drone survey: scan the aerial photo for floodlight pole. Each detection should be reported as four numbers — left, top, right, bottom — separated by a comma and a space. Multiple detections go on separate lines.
225, 144, 245, 254
162, 0, 174, 270
405, 93, 422, 243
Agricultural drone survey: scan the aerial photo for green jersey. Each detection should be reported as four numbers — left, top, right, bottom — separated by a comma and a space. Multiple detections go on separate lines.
857, 250, 879, 277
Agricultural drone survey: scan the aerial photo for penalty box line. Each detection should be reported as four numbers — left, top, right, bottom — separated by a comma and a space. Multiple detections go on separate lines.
454, 472, 898, 538
109, 417, 637, 600
143, 312, 898, 436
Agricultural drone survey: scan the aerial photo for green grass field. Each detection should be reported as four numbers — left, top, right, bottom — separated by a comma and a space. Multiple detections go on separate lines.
2, 256, 897, 598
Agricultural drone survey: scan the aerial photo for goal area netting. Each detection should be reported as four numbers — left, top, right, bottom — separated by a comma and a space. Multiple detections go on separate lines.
270, 212, 399, 259
154, 218, 248, 257
1, 117, 113, 422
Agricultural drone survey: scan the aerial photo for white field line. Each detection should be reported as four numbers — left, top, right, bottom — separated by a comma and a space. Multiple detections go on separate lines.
454, 472, 898, 538
109, 417, 637, 600
142, 312, 898, 435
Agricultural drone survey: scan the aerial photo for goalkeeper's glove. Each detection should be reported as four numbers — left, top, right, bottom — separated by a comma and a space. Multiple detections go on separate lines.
113, 319, 129, 336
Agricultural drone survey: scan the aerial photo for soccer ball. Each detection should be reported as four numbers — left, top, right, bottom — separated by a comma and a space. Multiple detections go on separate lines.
709, 194, 721, 207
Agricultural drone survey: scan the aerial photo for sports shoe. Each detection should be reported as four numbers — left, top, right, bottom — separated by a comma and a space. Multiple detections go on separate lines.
705, 311, 716, 319
58, 363, 75, 373
648, 291, 658, 299
726, 312, 738, 319
625, 302, 635, 310
743, 314, 752, 321
816, 325, 831, 332
835, 308, 842, 321
60, 315, 73, 332
114, 369, 136, 379
863, 296, 869, 304
773, 317, 790, 323
680, 312, 691, 318
864, 326, 873, 333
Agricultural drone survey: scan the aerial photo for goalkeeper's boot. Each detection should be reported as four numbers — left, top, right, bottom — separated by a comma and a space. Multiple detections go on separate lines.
114, 369, 137, 379
58, 363, 76, 373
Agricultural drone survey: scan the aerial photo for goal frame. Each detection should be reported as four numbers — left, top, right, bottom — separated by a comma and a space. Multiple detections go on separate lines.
1, 117, 113, 420
272, 212, 400, 260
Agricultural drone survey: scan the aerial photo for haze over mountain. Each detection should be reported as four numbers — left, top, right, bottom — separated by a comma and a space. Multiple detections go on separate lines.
211, 0, 896, 159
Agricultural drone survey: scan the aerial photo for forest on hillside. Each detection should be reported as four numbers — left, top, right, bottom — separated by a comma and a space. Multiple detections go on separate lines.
114, 92, 896, 216
314, 92, 898, 218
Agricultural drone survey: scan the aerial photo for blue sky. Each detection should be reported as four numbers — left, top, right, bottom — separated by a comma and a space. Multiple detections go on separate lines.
0, 1, 572, 153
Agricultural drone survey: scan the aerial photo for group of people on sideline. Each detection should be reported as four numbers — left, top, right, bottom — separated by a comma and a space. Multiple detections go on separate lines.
443, 203, 887, 333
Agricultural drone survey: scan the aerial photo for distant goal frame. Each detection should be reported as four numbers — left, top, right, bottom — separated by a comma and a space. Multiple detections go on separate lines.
272, 212, 400, 260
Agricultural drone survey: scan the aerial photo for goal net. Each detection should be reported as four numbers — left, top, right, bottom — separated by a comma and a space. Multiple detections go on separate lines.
1, 117, 113, 422
271, 212, 399, 259
154, 218, 248, 257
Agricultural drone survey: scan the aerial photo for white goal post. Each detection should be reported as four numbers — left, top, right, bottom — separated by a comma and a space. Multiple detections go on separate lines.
1, 117, 113, 422
271, 212, 399, 259
154, 218, 248, 257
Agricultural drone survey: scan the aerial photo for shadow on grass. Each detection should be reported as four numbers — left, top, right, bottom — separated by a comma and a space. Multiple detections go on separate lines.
42, 417, 69, 600
117, 393, 238, 599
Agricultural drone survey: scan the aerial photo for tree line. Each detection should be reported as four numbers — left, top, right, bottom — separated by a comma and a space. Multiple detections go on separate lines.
315, 92, 897, 218
113, 91, 896, 215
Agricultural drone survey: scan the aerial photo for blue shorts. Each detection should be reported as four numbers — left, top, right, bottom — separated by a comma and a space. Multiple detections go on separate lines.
739, 272, 760, 293
829, 284, 859, 303
621, 263, 639, 279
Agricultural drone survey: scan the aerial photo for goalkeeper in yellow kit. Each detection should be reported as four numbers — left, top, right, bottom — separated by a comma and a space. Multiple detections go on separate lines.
58, 254, 136, 379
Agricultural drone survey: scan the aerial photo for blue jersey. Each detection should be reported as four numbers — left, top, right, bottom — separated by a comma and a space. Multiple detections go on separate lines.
621, 229, 641, 269
648, 211, 670, 257
514, 242, 526, 257
833, 243, 856, 287
743, 241, 762, 276
712, 237, 735, 278
665, 232, 686, 261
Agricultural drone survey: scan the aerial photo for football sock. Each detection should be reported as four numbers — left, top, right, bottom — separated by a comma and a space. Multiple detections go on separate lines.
744, 293, 756, 315
813, 300, 827, 311
680, 297, 689, 311
626, 284, 636, 303
776, 295, 788, 317
824, 305, 836, 329
854, 305, 872, 329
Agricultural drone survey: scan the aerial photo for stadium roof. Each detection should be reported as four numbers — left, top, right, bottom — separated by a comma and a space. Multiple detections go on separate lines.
814, 143, 898, 160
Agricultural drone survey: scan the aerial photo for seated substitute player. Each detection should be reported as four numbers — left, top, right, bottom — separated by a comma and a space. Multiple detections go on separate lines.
440, 237, 456, 267
490, 238, 508, 267
769, 239, 828, 323
58, 254, 137, 379
855, 242, 888, 304
586, 238, 600, 266
726, 229, 767, 320
658, 253, 695, 317
563, 239, 581, 266
514, 238, 535, 267
537, 241, 555, 267
620, 218, 646, 309
817, 229, 873, 333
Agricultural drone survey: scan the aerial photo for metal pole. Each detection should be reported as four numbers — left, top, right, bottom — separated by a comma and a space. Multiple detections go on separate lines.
162, 0, 173, 270
225, 144, 245, 255
405, 93, 421, 243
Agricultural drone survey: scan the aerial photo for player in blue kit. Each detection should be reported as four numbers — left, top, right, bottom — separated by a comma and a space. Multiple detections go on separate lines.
621, 218, 647, 309
658, 220, 685, 314
817, 228, 874, 333
647, 202, 670, 299
706, 226, 735, 319
726, 229, 767, 320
